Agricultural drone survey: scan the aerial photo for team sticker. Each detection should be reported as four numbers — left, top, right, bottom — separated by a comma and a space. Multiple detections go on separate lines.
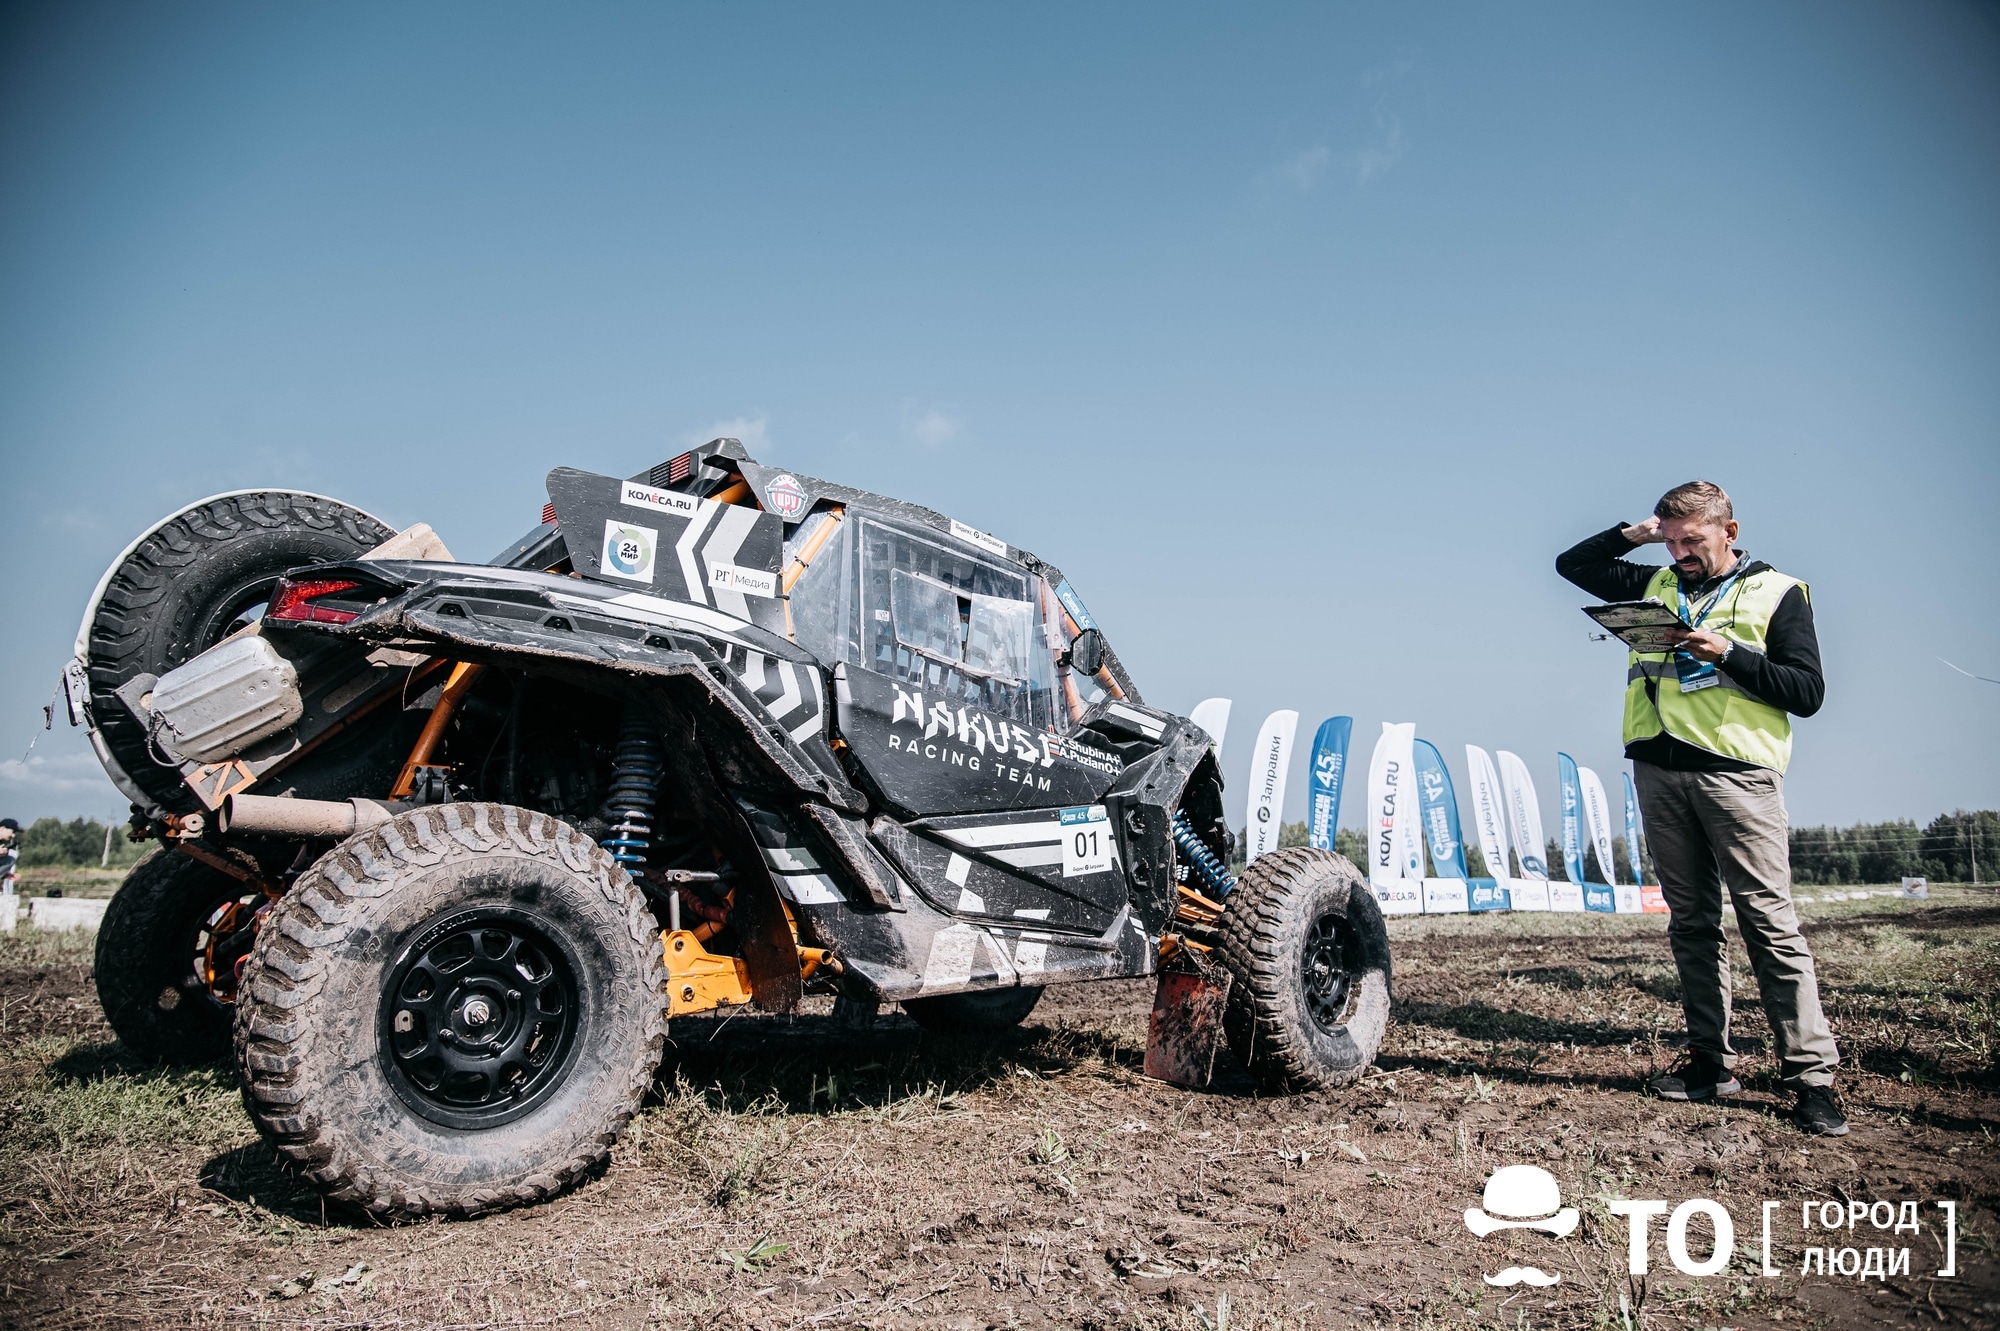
764, 474, 808, 519
601, 520, 658, 583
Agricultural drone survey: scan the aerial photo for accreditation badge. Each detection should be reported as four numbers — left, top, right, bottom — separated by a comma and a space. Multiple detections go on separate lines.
1676, 652, 1721, 693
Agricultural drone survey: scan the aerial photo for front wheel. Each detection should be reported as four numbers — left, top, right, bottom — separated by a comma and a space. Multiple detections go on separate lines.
234, 804, 668, 1219
1214, 848, 1391, 1092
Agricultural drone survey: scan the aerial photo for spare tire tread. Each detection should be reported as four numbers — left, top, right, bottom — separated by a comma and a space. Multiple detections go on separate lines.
85, 491, 395, 809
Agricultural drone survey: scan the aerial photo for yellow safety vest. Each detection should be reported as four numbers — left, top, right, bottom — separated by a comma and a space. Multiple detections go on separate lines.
1622, 564, 1804, 772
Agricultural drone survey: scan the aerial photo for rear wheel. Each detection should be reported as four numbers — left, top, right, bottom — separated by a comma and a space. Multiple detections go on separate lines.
234, 804, 668, 1219
1214, 848, 1391, 1092
901, 985, 1043, 1033
95, 848, 262, 1062
84, 491, 395, 811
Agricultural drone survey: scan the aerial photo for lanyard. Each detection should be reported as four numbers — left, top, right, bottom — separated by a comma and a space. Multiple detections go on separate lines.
1676, 561, 1746, 632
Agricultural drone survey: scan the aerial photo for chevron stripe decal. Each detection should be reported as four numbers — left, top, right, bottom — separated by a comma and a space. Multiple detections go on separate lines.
733, 649, 825, 745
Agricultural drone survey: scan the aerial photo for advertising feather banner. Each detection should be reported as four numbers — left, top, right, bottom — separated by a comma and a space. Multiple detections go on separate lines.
1306, 716, 1353, 853
1365, 722, 1422, 914
1242, 710, 1298, 864
1190, 698, 1232, 764
1414, 739, 1470, 912
1462, 744, 1512, 911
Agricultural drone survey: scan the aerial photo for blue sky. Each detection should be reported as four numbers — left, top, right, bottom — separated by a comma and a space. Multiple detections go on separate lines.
2, 2, 1995, 830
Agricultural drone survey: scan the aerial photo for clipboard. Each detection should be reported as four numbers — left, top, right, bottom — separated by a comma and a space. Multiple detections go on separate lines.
1583, 601, 1685, 652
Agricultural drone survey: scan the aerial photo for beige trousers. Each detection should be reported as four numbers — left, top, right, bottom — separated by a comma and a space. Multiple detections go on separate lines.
1633, 762, 1839, 1088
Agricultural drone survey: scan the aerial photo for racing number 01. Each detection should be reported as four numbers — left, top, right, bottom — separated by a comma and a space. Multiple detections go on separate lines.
1060, 805, 1113, 878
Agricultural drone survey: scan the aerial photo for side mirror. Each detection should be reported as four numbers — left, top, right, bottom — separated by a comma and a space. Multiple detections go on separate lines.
1064, 628, 1106, 676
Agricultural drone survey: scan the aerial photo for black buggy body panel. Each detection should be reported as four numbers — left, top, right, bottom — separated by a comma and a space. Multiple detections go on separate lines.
243, 441, 1223, 1007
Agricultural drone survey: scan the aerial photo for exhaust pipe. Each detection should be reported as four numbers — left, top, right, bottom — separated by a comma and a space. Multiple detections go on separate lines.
219, 794, 404, 838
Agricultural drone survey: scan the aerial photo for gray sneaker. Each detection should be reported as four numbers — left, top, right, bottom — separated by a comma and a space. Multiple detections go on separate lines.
1649, 1055, 1742, 1102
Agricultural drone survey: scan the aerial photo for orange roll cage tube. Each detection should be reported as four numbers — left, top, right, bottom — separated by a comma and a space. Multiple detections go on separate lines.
389, 662, 485, 799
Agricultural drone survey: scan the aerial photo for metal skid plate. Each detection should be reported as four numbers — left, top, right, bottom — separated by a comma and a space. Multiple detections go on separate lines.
1143, 951, 1234, 1089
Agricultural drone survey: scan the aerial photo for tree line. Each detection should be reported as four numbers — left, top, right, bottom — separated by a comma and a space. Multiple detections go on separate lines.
1266, 810, 1997, 886
1787, 810, 1995, 885
5, 817, 149, 871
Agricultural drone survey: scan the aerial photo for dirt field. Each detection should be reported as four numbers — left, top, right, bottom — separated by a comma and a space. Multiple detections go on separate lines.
2, 886, 1994, 1331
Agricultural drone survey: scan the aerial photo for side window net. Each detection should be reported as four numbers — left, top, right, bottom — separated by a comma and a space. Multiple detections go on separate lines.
860, 519, 1053, 729
889, 570, 963, 665
967, 593, 1032, 683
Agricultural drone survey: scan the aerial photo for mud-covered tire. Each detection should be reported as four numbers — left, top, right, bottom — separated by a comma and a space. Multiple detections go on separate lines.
901, 985, 1044, 1033
85, 491, 395, 811
1215, 848, 1391, 1093
94, 848, 259, 1062
233, 804, 668, 1220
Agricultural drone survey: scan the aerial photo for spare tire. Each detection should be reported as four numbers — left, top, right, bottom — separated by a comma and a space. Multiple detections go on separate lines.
81, 491, 396, 812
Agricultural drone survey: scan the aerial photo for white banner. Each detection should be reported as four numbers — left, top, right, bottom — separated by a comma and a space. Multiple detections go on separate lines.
1463, 745, 1512, 880
1507, 878, 1552, 912
1496, 750, 1548, 880
1578, 766, 1617, 885
1189, 697, 1232, 764
1242, 709, 1298, 864
1366, 721, 1423, 913
1422, 878, 1470, 914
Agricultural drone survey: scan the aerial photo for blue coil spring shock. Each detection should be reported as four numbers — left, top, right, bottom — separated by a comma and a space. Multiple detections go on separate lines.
601, 718, 665, 870
1172, 810, 1237, 900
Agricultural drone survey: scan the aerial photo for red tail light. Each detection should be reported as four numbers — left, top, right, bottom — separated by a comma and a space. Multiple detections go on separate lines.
268, 577, 364, 625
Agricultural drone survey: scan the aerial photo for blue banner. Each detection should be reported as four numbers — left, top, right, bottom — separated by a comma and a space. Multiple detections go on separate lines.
1412, 739, 1468, 879
1622, 770, 1645, 886
1306, 716, 1352, 852
1557, 752, 1588, 887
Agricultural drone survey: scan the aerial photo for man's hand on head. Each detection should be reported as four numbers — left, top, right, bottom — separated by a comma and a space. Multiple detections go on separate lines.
1667, 627, 1732, 663
1620, 516, 1663, 545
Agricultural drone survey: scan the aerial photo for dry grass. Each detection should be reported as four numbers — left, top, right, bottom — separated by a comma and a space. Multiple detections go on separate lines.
1, 887, 1994, 1330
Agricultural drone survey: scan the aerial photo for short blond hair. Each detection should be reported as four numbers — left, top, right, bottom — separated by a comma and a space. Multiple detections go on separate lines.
1655, 480, 1733, 524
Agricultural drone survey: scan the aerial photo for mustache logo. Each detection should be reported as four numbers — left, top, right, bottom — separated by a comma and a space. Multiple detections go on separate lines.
1483, 1266, 1561, 1287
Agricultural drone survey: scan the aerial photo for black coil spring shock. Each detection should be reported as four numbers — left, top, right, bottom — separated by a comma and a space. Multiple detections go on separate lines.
601, 714, 665, 870
1172, 810, 1236, 900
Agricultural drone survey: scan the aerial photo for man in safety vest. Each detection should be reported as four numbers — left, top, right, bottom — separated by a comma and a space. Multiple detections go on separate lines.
1558, 480, 1844, 1136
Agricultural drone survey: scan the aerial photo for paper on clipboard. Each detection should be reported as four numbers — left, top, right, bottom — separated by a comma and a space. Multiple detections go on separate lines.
1583, 601, 1685, 652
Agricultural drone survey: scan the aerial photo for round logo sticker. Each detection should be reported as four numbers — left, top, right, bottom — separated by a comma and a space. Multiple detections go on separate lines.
764, 474, 808, 519
600, 519, 658, 582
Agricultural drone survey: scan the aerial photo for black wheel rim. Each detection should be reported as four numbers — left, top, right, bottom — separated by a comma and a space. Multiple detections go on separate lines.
1301, 910, 1354, 1033
380, 908, 583, 1130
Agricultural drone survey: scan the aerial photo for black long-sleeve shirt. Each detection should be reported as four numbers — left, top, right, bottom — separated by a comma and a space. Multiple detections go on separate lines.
1557, 524, 1824, 772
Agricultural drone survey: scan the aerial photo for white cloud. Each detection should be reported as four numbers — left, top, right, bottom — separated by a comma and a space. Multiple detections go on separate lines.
1356, 59, 1416, 185
1356, 109, 1405, 185
1277, 145, 1332, 192
0, 747, 131, 822
900, 402, 963, 448
681, 414, 773, 455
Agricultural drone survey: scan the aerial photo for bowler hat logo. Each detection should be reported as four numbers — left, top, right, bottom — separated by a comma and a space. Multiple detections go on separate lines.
1464, 1164, 1577, 1287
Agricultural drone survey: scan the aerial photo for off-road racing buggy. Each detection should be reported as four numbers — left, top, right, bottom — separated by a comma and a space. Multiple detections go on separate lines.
61, 439, 1391, 1218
